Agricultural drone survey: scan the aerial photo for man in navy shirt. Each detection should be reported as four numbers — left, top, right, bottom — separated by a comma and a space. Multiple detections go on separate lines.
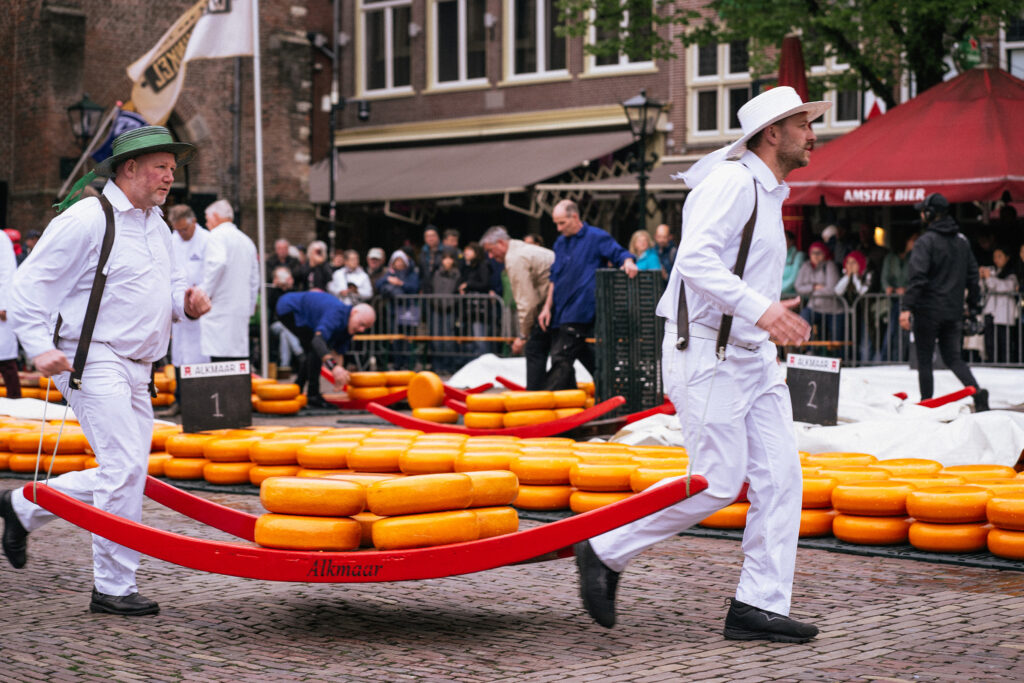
538, 200, 637, 390
276, 291, 376, 408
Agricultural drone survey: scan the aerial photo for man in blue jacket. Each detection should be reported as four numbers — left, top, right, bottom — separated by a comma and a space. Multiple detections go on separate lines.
538, 200, 637, 390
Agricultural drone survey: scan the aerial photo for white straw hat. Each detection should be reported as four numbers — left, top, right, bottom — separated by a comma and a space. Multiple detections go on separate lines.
679, 86, 832, 188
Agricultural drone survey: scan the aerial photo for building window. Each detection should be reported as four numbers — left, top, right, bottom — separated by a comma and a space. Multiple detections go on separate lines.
512, 0, 566, 76
363, 0, 413, 93
728, 86, 750, 130
697, 91, 717, 131
589, 1, 653, 69
435, 0, 487, 84
697, 43, 717, 77
728, 40, 749, 74
835, 89, 860, 123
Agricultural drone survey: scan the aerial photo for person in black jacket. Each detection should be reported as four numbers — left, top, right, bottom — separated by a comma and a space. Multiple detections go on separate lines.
899, 193, 988, 411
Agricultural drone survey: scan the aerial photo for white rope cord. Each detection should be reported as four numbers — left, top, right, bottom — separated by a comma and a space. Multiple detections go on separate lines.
31, 381, 73, 503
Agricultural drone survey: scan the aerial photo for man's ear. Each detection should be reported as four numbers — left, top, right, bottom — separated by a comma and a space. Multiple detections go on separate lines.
762, 123, 781, 146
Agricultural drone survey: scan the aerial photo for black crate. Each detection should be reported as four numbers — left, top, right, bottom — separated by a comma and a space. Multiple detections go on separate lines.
594, 269, 665, 415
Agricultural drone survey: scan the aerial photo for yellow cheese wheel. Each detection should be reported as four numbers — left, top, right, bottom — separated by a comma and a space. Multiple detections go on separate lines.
454, 451, 514, 472
986, 492, 1024, 530
399, 448, 457, 474
629, 445, 688, 458
575, 453, 634, 464
204, 461, 256, 485
888, 473, 965, 488
570, 490, 633, 513
347, 444, 405, 473
351, 511, 387, 547
407, 371, 445, 409
296, 441, 358, 469
345, 386, 391, 401
629, 467, 689, 493
203, 436, 262, 463
552, 389, 588, 408
799, 508, 837, 537
464, 393, 508, 412
254, 513, 361, 551
873, 458, 943, 477
151, 392, 175, 407
255, 383, 301, 400
570, 462, 638, 492
987, 527, 1024, 560
296, 468, 353, 478
554, 408, 584, 419
366, 472, 473, 516
802, 477, 839, 509
514, 484, 573, 511
832, 514, 911, 545
163, 457, 211, 479
84, 456, 99, 468
148, 453, 173, 476
942, 464, 1017, 481
463, 470, 519, 507
412, 407, 459, 424
165, 433, 221, 457
908, 521, 991, 553
0, 452, 10, 470
38, 376, 57, 390
249, 437, 311, 465
510, 454, 579, 485
256, 398, 303, 414
326, 472, 405, 487
368, 428, 424, 438
577, 381, 595, 396
151, 426, 182, 452
503, 410, 558, 428
474, 506, 519, 539
805, 452, 878, 467
831, 480, 916, 516
41, 430, 90, 454
8, 430, 51, 453
153, 373, 172, 393
503, 391, 556, 411
384, 370, 415, 386
700, 502, 750, 529
971, 479, 1024, 496
801, 466, 821, 477
260, 476, 366, 516
249, 465, 302, 485
372, 510, 479, 550
906, 485, 992, 523
572, 441, 631, 454
815, 466, 891, 484
8, 454, 88, 474
467, 435, 521, 445
464, 412, 507, 429
348, 372, 388, 387
519, 437, 575, 447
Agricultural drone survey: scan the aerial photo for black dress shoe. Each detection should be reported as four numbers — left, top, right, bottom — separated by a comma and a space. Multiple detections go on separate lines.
305, 395, 334, 410
574, 540, 620, 628
723, 598, 818, 643
89, 589, 160, 616
1, 489, 28, 569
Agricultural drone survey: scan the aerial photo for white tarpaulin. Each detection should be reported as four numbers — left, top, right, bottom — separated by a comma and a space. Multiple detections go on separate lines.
447, 354, 593, 390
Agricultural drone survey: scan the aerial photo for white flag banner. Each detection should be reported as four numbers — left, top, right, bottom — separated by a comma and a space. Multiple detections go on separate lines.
126, 0, 254, 125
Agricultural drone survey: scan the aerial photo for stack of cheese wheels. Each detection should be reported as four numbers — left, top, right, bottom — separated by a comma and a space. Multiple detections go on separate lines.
5, 423, 92, 475
568, 443, 637, 513
200, 430, 268, 485
253, 381, 305, 415
511, 444, 578, 511
906, 485, 993, 552
987, 491, 1024, 560
831, 480, 916, 545
462, 389, 588, 429
797, 452, 883, 539
150, 366, 176, 407
20, 376, 63, 402
164, 431, 222, 480
346, 370, 413, 402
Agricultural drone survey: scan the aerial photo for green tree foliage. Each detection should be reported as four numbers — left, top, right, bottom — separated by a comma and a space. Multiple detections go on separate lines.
558, 0, 1022, 107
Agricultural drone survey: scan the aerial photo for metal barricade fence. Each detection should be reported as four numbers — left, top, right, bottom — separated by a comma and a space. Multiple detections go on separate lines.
354, 293, 512, 372
978, 290, 1023, 367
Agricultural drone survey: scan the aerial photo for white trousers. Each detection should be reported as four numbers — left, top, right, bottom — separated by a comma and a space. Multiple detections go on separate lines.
590, 333, 803, 615
13, 344, 153, 596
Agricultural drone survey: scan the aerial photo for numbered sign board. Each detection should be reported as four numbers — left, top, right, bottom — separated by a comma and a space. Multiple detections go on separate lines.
786, 354, 841, 426
179, 360, 253, 433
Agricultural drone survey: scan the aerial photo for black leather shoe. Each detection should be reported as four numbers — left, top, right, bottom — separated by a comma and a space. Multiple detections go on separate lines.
306, 395, 334, 410
723, 598, 818, 643
1, 489, 28, 569
973, 388, 990, 412
575, 540, 620, 628
89, 589, 160, 616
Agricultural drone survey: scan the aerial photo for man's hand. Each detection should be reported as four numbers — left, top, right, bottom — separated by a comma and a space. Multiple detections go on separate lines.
511, 337, 526, 354
756, 301, 811, 346
537, 307, 551, 331
621, 258, 638, 278
331, 365, 351, 387
780, 297, 801, 311
34, 349, 73, 377
899, 310, 912, 331
0, 310, 5, 322
185, 287, 212, 318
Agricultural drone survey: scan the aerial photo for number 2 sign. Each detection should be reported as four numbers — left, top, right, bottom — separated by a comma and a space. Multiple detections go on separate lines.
179, 360, 253, 433
786, 354, 841, 426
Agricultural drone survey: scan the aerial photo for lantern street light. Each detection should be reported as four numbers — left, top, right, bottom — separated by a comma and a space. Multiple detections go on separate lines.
66, 94, 104, 150
621, 90, 664, 232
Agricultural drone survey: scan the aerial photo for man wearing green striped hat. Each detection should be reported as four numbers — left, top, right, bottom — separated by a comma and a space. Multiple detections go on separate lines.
1, 126, 212, 616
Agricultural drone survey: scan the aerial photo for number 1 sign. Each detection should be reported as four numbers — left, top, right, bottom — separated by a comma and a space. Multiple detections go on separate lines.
786, 354, 841, 426
179, 360, 253, 433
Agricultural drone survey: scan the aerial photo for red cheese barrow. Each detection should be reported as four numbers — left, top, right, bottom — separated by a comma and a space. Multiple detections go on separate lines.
892, 386, 976, 408
21, 473, 707, 583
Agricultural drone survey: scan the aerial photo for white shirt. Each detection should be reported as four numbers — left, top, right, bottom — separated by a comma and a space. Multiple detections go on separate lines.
327, 266, 373, 305
656, 151, 787, 345
200, 221, 260, 356
9, 180, 188, 362
0, 230, 19, 360
170, 226, 210, 365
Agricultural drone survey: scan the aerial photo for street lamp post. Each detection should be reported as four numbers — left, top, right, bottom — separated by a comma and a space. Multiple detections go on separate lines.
66, 94, 104, 150
621, 90, 663, 233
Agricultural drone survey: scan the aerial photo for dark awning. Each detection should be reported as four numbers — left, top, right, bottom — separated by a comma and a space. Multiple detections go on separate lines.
533, 161, 694, 194
309, 130, 634, 203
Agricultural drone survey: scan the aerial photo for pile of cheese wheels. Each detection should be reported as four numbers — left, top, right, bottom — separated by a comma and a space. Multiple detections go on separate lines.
0, 376, 64, 402
151, 365, 176, 407
0, 416, 96, 474
255, 470, 519, 550
250, 378, 307, 415
456, 388, 596, 429
344, 370, 414, 402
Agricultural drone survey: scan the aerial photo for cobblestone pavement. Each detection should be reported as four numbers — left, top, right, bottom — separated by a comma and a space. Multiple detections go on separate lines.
2, 410, 1023, 681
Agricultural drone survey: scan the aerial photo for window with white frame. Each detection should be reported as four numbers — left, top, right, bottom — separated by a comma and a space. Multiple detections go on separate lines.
689, 41, 750, 139
434, 0, 487, 85
509, 0, 566, 77
362, 0, 413, 93
586, 1, 654, 71
1004, 15, 1024, 79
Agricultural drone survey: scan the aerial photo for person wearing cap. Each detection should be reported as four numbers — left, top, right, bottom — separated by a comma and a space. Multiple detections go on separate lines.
574, 87, 828, 643
379, 250, 421, 369
0, 229, 21, 399
1, 125, 211, 616
899, 193, 989, 411
20, 229, 41, 264
366, 247, 387, 292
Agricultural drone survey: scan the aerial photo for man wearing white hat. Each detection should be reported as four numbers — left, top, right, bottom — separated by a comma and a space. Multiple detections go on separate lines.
575, 87, 830, 643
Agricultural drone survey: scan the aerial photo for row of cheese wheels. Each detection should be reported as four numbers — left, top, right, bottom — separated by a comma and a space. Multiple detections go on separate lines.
255, 471, 519, 550
150, 365, 177, 407
344, 370, 412, 402
1, 377, 65, 402
411, 406, 589, 427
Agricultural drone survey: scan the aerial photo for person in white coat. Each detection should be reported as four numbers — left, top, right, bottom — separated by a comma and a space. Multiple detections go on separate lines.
327, 249, 374, 305
199, 199, 260, 362
0, 230, 21, 398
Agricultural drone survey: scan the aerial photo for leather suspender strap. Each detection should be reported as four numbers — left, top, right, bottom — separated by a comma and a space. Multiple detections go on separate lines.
56, 195, 117, 391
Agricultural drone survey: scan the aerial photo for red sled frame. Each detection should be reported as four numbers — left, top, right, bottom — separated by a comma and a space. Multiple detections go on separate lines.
22, 474, 707, 584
